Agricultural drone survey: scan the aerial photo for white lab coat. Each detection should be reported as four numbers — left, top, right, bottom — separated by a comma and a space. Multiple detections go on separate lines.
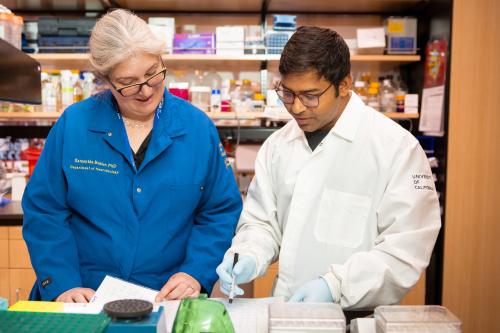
226, 92, 441, 309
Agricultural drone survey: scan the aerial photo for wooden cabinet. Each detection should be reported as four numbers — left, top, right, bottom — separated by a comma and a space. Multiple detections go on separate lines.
442, 0, 500, 331
399, 274, 425, 305
0, 226, 35, 305
0, 269, 9, 301
253, 262, 278, 298
9, 269, 36, 304
8, 240, 32, 269
0, 228, 8, 269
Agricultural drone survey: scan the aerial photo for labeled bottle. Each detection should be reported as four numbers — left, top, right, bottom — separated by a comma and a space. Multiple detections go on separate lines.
396, 94, 405, 113
252, 93, 265, 111
220, 79, 232, 112
367, 86, 380, 111
230, 80, 243, 113
190, 86, 211, 112
354, 80, 369, 104
60, 70, 74, 108
82, 72, 96, 99
210, 89, 221, 112
240, 79, 254, 112
41, 72, 57, 110
394, 75, 408, 113
73, 73, 83, 102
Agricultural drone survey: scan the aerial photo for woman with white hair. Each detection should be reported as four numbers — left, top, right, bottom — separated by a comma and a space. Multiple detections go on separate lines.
22, 9, 242, 303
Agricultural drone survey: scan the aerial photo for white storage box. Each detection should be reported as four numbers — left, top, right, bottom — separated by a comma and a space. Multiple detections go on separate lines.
356, 27, 385, 55
148, 17, 175, 53
269, 302, 346, 332
374, 305, 461, 333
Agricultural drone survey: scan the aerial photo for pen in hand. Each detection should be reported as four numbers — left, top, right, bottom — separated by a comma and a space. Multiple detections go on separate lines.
228, 253, 239, 304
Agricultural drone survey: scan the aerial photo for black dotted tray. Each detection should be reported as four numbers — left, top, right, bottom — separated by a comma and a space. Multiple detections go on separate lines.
103, 299, 153, 320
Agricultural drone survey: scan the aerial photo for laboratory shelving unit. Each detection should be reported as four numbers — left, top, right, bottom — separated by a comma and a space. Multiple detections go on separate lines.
1, 0, 449, 308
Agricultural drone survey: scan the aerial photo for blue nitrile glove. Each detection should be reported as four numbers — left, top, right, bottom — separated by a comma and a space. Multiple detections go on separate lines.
288, 277, 333, 303
216, 255, 257, 296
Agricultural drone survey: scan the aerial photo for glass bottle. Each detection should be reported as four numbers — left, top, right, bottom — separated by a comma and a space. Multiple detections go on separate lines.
240, 79, 254, 112
82, 72, 96, 99
380, 78, 396, 112
73, 73, 83, 103
204, 69, 222, 90
354, 80, 369, 104
367, 86, 380, 111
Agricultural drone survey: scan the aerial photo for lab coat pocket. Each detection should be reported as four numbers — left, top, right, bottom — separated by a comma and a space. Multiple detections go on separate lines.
314, 189, 372, 248
167, 183, 204, 214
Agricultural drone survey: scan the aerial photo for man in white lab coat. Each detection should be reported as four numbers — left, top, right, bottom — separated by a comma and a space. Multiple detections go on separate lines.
217, 26, 441, 309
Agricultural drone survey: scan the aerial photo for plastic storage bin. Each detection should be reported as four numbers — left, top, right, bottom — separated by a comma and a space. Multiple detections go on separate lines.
374, 305, 461, 333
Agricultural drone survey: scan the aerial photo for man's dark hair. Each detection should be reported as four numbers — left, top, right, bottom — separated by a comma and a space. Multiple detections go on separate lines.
279, 26, 351, 97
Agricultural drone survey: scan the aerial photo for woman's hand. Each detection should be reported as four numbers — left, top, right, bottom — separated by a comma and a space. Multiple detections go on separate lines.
56, 287, 95, 303
155, 272, 201, 302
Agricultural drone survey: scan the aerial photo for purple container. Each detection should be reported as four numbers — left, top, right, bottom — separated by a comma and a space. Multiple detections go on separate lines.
173, 33, 215, 54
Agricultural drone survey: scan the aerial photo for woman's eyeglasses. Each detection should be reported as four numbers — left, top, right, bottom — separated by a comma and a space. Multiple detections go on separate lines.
109, 60, 167, 97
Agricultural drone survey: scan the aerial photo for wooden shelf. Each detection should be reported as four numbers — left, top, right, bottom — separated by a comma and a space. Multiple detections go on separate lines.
0, 110, 418, 121
30, 54, 89, 61
266, 54, 420, 62
268, 0, 424, 13
30, 53, 420, 68
0, 112, 61, 121
352, 54, 420, 62
384, 112, 419, 119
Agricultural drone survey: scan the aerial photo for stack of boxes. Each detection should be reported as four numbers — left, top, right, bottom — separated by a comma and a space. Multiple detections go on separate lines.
244, 26, 265, 54
148, 17, 175, 53
215, 26, 245, 55
173, 33, 215, 54
37, 18, 95, 53
265, 15, 296, 54
385, 17, 417, 54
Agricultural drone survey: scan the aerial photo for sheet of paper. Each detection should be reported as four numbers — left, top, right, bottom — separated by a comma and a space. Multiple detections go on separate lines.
90, 275, 159, 304
419, 85, 445, 135
63, 303, 104, 314
158, 300, 181, 333
92, 276, 283, 333
213, 297, 284, 333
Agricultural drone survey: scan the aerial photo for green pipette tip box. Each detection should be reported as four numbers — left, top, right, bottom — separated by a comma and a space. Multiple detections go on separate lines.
0, 310, 111, 333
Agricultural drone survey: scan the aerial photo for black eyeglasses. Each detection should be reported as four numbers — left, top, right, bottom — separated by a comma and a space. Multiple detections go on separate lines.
109, 61, 167, 97
275, 83, 333, 108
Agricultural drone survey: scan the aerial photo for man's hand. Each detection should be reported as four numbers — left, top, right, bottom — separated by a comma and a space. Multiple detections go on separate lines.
216, 255, 257, 296
289, 278, 333, 303
155, 272, 201, 302
56, 287, 95, 303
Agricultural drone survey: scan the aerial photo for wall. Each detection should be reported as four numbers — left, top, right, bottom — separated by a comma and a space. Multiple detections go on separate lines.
443, 0, 500, 331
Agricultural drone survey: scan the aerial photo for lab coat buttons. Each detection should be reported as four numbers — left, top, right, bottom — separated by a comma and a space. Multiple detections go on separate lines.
136, 187, 142, 193
108, 132, 113, 137
200, 186, 205, 192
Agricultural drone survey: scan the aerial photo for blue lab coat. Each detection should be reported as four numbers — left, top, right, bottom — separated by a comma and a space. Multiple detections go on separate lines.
22, 89, 242, 301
